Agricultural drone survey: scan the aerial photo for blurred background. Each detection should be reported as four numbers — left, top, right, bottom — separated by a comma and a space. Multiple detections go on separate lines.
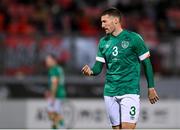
0, 0, 179, 129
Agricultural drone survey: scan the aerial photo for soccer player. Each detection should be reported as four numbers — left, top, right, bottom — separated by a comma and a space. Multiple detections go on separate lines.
82, 8, 159, 130
45, 54, 66, 129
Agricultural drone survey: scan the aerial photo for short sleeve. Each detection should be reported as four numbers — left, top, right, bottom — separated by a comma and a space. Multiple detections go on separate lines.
134, 34, 150, 61
96, 39, 105, 63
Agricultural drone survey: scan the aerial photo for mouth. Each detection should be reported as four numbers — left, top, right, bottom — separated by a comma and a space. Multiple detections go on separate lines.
104, 28, 109, 32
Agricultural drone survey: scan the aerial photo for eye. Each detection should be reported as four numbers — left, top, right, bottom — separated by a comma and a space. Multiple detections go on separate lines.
101, 20, 105, 23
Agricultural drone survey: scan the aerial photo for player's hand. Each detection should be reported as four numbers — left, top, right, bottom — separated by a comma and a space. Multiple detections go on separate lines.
148, 88, 159, 104
51, 97, 55, 105
81, 65, 93, 76
49, 94, 55, 105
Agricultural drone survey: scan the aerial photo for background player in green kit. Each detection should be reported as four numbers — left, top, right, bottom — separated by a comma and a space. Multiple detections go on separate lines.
45, 54, 66, 129
82, 8, 159, 130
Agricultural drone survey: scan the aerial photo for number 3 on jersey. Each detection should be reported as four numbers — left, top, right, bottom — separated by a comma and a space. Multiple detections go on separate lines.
130, 106, 136, 116
112, 46, 118, 56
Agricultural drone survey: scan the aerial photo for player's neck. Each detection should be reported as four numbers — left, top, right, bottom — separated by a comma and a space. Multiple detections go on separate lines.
112, 27, 123, 36
51, 63, 57, 68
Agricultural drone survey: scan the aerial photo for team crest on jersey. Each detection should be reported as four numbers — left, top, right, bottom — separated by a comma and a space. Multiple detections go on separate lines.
121, 41, 129, 49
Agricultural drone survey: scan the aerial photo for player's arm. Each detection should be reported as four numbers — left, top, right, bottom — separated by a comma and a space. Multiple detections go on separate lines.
142, 57, 159, 104
134, 34, 159, 104
50, 76, 59, 99
82, 61, 104, 76
142, 58, 154, 88
82, 38, 105, 76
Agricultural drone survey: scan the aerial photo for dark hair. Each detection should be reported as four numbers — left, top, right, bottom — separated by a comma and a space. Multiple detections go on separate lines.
101, 7, 123, 21
47, 53, 57, 61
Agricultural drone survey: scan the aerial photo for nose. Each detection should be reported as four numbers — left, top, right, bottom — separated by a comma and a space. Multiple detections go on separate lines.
102, 23, 105, 28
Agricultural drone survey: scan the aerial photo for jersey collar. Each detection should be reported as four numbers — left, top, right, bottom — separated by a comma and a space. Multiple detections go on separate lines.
111, 29, 125, 38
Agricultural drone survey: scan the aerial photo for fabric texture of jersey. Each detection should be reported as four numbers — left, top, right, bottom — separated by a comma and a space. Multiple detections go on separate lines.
48, 65, 66, 98
96, 30, 150, 96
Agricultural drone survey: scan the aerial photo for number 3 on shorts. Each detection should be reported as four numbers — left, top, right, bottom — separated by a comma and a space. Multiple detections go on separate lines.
130, 106, 136, 116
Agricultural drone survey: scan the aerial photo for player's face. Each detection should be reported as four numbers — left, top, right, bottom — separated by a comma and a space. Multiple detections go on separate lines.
101, 15, 116, 34
45, 55, 54, 68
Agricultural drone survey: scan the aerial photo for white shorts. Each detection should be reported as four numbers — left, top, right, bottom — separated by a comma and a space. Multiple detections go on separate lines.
104, 94, 140, 126
47, 99, 63, 114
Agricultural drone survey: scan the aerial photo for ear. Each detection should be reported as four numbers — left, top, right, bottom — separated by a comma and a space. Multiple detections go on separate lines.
114, 17, 119, 24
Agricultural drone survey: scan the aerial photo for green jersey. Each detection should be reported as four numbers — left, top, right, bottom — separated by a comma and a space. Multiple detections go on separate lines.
48, 65, 66, 98
96, 30, 150, 96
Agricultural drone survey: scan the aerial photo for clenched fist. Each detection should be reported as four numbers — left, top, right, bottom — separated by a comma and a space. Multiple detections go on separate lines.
81, 65, 93, 76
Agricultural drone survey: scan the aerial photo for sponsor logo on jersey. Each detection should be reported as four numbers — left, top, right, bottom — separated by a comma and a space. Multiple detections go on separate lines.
105, 44, 110, 49
105, 41, 111, 49
130, 116, 135, 120
121, 41, 129, 49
